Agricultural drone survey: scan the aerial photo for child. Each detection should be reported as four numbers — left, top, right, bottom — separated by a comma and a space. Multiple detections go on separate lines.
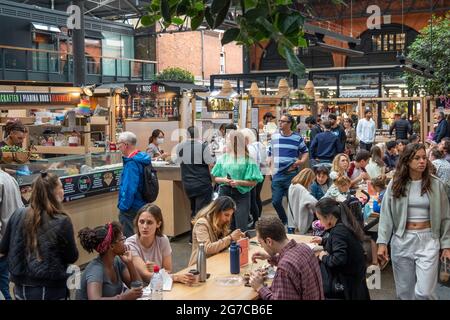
310, 166, 331, 200
371, 176, 387, 213
366, 176, 387, 267
324, 175, 352, 202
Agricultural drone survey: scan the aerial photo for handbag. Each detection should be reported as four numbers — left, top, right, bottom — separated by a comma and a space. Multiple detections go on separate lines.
439, 258, 450, 287
320, 261, 345, 299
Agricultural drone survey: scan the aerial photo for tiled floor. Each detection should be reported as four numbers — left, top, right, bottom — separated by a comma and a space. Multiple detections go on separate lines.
170, 202, 450, 300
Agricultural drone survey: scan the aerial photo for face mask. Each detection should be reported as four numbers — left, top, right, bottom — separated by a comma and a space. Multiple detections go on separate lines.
157, 138, 164, 145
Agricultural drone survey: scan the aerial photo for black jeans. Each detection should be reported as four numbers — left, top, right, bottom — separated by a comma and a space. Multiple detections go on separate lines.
255, 176, 266, 219
219, 185, 251, 232
14, 284, 68, 300
189, 190, 212, 241
249, 187, 259, 229
359, 142, 373, 152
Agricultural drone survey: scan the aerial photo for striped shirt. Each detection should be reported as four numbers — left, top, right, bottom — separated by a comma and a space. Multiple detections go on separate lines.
268, 131, 308, 176
258, 240, 324, 300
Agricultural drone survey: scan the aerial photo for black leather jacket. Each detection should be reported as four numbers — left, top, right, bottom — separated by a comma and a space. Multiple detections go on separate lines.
0, 207, 78, 287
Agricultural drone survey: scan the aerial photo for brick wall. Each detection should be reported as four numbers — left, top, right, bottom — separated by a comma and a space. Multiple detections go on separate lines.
156, 30, 242, 80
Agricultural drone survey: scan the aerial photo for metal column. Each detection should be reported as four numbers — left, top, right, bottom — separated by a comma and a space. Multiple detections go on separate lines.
72, 0, 86, 86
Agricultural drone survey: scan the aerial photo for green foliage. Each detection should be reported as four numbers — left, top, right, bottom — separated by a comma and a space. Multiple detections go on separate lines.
156, 67, 195, 83
140, 0, 346, 79
406, 13, 450, 96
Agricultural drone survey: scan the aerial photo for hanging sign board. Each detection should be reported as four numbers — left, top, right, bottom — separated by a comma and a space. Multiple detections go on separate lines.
0, 93, 80, 105
340, 90, 379, 98
252, 97, 282, 106
207, 98, 234, 112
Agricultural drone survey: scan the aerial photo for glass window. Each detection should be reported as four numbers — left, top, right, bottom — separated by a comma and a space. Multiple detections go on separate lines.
396, 33, 405, 51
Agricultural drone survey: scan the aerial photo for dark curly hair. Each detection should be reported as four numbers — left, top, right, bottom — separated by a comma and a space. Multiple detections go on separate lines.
392, 143, 432, 198
78, 222, 122, 254
5, 119, 26, 137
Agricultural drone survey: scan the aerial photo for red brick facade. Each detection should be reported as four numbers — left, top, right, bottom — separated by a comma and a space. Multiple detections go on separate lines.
156, 30, 243, 81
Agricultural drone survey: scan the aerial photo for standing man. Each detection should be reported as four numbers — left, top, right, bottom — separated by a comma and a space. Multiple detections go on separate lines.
0, 168, 24, 300
433, 111, 449, 144
356, 110, 376, 152
304, 116, 323, 148
309, 121, 339, 166
328, 114, 346, 153
249, 216, 324, 300
268, 114, 309, 225
389, 113, 412, 140
117, 131, 152, 237
174, 126, 215, 242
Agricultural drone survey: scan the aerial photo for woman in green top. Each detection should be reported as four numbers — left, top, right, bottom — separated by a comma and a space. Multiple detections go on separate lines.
212, 129, 264, 231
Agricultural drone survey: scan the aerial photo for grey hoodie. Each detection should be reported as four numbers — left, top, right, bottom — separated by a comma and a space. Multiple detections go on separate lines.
0, 170, 24, 242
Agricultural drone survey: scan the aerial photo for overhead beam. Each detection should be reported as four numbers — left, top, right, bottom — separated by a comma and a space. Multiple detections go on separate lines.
304, 22, 361, 45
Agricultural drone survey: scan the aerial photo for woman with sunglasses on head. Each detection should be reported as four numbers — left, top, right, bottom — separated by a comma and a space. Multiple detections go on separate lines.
125, 204, 195, 285
0, 172, 78, 300
77, 222, 142, 300
377, 143, 450, 300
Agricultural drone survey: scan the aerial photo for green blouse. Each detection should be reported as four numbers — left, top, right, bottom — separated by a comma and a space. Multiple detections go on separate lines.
211, 154, 264, 194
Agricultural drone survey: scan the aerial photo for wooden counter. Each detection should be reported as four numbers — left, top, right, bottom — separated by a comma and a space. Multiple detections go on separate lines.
163, 234, 315, 300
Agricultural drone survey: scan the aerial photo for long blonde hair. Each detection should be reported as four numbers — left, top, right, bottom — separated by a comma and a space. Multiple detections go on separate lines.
332, 153, 350, 174
193, 196, 236, 239
226, 129, 249, 160
291, 168, 316, 189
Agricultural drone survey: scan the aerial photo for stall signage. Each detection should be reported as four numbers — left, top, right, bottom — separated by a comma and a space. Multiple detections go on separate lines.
340, 90, 379, 98
252, 97, 282, 106
0, 93, 80, 105
60, 169, 122, 202
207, 98, 234, 112
140, 84, 166, 93
19, 168, 123, 205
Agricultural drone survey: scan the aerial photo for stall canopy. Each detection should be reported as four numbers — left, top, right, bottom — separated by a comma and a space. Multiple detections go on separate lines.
95, 82, 208, 95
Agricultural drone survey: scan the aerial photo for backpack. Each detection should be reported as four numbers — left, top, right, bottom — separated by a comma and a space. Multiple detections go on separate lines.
142, 162, 159, 203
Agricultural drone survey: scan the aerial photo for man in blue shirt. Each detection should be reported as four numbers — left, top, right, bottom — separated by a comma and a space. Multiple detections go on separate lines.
268, 114, 309, 224
117, 131, 151, 237
310, 120, 339, 166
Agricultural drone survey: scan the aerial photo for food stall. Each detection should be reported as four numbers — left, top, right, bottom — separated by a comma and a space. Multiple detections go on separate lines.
0, 85, 110, 157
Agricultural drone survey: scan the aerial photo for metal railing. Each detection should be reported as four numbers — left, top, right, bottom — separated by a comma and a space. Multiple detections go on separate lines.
0, 45, 157, 83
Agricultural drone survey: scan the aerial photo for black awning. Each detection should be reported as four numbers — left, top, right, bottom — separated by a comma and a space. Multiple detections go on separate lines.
85, 30, 104, 39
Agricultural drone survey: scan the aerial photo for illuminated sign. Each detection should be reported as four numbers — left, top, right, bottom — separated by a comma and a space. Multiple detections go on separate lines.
207, 98, 234, 112
0, 93, 80, 105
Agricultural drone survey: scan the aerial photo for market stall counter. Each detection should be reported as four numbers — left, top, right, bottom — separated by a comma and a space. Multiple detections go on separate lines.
1, 153, 191, 266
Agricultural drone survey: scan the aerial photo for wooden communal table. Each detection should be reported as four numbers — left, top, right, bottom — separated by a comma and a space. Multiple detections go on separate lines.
163, 234, 315, 300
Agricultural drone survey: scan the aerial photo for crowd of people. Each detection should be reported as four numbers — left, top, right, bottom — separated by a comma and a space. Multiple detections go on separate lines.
0, 110, 449, 301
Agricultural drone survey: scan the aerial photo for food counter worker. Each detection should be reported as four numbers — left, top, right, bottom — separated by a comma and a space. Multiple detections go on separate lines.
0, 120, 31, 176
146, 129, 170, 161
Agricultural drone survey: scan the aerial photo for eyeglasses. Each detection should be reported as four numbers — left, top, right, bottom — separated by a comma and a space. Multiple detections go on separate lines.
278, 120, 291, 124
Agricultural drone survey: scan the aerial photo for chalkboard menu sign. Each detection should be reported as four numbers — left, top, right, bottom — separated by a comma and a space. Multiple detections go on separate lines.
19, 168, 123, 205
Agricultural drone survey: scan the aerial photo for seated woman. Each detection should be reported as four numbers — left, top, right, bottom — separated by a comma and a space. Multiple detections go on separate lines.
312, 198, 370, 300
125, 204, 195, 285
288, 168, 318, 234
77, 222, 143, 300
324, 175, 352, 202
365, 146, 386, 179
189, 196, 245, 266
146, 129, 170, 161
329, 153, 350, 181
310, 165, 332, 200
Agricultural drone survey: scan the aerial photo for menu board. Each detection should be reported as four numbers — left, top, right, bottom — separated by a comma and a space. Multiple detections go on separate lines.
61, 168, 122, 202
19, 168, 123, 205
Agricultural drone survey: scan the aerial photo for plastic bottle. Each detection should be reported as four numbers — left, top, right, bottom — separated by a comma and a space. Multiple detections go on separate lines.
197, 242, 207, 282
230, 241, 240, 274
150, 265, 163, 300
